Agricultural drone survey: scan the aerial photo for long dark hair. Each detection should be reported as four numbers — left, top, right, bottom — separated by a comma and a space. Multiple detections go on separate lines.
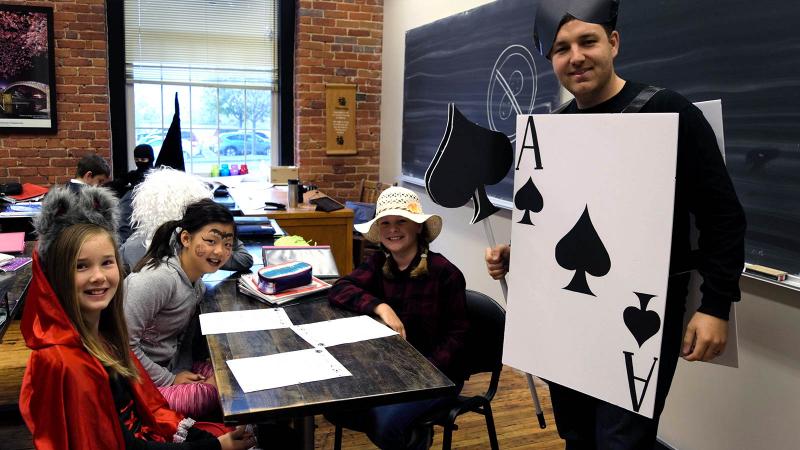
133, 198, 235, 272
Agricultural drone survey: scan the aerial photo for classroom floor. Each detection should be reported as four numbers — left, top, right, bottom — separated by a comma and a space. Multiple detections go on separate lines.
0, 367, 564, 450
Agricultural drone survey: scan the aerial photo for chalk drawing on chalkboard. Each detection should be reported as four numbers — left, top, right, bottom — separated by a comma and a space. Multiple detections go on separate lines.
487, 44, 539, 144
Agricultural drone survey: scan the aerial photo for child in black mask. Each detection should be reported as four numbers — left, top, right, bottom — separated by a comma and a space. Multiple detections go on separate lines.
127, 144, 155, 188
118, 144, 155, 243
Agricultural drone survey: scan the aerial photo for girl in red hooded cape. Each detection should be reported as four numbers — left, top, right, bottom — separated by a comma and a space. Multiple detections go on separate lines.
18, 186, 254, 450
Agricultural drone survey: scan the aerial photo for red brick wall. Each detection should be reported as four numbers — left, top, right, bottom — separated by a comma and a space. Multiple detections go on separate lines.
0, 1, 385, 194
0, 0, 110, 186
295, 0, 383, 202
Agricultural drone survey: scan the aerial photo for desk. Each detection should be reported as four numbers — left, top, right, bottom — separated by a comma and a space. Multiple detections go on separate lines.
0, 243, 33, 406
0, 203, 39, 240
227, 186, 354, 275
0, 242, 34, 340
201, 275, 455, 425
262, 208, 354, 276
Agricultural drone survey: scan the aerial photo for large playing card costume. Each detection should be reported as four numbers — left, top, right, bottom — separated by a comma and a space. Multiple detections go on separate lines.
503, 113, 679, 418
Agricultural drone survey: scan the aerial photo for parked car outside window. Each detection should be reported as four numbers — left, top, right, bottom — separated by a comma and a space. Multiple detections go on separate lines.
214, 132, 271, 156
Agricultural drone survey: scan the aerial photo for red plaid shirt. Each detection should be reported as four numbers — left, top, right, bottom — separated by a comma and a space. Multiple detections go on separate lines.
328, 251, 469, 381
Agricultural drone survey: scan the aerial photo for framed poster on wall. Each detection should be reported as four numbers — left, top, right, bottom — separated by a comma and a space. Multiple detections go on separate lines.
0, 4, 57, 133
325, 83, 357, 155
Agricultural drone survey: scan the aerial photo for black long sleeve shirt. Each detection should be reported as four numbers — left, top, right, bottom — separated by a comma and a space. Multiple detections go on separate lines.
561, 81, 746, 319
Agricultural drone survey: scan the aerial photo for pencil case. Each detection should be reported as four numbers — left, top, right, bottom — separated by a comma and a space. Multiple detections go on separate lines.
257, 261, 312, 294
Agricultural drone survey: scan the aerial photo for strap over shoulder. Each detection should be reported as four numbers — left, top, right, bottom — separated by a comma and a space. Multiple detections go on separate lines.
549, 85, 664, 114
621, 85, 663, 113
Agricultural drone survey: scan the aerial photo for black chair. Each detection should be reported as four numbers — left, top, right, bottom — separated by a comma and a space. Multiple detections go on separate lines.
333, 289, 505, 450
416, 289, 505, 450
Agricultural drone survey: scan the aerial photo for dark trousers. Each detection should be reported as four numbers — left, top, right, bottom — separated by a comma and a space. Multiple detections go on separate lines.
326, 385, 461, 450
549, 293, 686, 450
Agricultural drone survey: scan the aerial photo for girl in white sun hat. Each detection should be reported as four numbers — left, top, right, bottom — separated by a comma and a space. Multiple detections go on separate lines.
328, 186, 469, 449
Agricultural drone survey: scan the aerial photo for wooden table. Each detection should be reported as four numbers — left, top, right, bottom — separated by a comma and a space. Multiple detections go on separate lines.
0, 242, 34, 340
227, 186, 354, 275
201, 275, 456, 426
0, 242, 34, 406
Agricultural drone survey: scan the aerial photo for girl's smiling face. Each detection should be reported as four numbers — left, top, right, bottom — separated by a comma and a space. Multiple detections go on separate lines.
74, 233, 120, 316
179, 222, 235, 280
379, 215, 422, 258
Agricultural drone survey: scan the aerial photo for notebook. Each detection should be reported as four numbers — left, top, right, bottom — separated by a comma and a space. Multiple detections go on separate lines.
0, 256, 32, 272
0, 232, 25, 253
234, 216, 275, 236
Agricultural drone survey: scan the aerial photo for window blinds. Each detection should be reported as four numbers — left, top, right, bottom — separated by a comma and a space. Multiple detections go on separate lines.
124, 0, 277, 88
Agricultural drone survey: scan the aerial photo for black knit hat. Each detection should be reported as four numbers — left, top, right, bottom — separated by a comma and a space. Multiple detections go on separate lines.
133, 143, 154, 162
534, 0, 620, 58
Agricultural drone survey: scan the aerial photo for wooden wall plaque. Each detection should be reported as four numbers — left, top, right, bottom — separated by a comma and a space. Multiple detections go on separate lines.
325, 83, 357, 155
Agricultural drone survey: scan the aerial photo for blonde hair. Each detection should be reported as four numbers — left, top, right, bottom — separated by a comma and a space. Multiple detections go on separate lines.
45, 224, 139, 380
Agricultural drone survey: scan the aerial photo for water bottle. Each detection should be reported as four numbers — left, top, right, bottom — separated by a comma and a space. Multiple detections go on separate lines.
287, 179, 299, 208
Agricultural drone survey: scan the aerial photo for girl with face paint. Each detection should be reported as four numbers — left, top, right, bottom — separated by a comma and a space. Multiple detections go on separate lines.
124, 198, 236, 419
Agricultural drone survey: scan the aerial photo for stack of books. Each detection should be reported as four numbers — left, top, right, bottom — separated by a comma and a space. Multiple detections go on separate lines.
238, 272, 331, 306
234, 216, 285, 237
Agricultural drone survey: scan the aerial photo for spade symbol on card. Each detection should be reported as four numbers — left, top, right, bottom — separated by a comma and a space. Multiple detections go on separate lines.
424, 103, 513, 224
623, 292, 661, 347
514, 177, 543, 225
555, 205, 611, 296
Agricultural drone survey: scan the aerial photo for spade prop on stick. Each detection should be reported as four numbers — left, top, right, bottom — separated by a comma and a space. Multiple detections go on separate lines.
555, 205, 611, 296
425, 103, 513, 224
424, 103, 546, 429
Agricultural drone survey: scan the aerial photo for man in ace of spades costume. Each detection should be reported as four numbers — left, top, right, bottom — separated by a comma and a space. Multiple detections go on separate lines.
485, 0, 746, 448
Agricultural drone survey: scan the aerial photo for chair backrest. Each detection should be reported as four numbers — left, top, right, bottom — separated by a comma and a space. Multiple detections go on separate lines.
462, 289, 505, 376
359, 179, 395, 204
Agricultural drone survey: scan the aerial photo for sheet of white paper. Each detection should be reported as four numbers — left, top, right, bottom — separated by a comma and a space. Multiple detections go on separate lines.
199, 308, 292, 335
226, 347, 351, 393
228, 183, 283, 214
685, 99, 739, 368
291, 315, 397, 348
504, 113, 679, 418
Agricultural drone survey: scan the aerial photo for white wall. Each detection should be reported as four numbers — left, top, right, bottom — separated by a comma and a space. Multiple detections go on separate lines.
381, 0, 505, 301
658, 277, 800, 449
380, 1, 800, 449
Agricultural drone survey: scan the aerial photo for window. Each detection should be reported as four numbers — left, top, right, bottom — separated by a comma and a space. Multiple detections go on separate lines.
124, 0, 278, 176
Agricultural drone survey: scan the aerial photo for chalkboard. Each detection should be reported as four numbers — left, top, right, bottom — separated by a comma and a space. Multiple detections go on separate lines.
613, 0, 800, 275
401, 0, 560, 204
402, 0, 800, 276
